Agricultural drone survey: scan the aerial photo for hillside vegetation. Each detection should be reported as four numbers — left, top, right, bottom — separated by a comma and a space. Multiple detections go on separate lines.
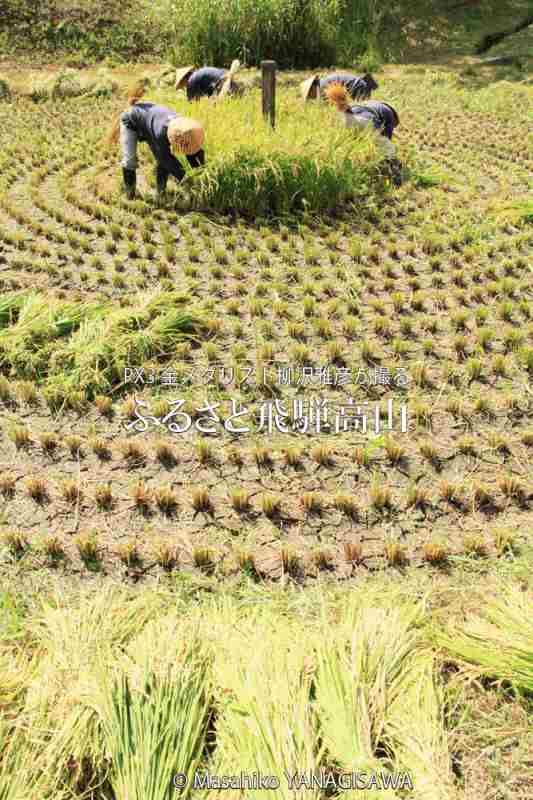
1, 0, 532, 65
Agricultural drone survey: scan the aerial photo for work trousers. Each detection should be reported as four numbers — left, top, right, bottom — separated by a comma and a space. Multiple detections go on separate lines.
340, 112, 397, 158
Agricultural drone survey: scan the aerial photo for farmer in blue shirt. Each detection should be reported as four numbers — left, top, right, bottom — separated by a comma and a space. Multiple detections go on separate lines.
326, 82, 403, 187
301, 72, 378, 102
175, 62, 243, 101
107, 86, 205, 198
346, 100, 399, 142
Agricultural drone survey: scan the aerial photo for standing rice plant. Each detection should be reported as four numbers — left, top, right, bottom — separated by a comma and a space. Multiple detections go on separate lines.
336, 0, 386, 65
154, 0, 333, 68
154, 0, 385, 67
152, 89, 384, 215
384, 653, 457, 800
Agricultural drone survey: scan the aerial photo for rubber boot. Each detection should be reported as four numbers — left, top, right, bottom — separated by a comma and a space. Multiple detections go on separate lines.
388, 158, 403, 188
122, 168, 136, 199
156, 165, 168, 198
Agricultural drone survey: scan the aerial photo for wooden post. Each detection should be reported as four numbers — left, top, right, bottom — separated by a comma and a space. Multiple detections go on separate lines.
261, 60, 276, 129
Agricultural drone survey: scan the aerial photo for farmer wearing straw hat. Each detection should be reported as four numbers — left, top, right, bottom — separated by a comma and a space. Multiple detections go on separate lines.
301, 72, 378, 102
107, 84, 205, 199
325, 82, 403, 187
175, 61, 243, 100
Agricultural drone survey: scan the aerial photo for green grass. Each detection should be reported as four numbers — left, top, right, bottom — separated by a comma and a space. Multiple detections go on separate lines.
0, 0, 163, 61
4, 0, 532, 66
1, 0, 387, 66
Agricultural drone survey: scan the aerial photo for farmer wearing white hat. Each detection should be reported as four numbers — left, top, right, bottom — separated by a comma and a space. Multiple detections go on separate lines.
107, 84, 205, 198
325, 82, 403, 187
301, 72, 378, 102
175, 61, 243, 101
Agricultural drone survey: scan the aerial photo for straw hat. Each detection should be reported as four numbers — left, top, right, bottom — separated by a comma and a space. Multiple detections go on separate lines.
300, 75, 319, 101
217, 59, 241, 100
174, 65, 195, 91
167, 117, 205, 155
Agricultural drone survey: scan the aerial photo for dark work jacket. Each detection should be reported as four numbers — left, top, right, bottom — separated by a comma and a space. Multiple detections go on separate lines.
121, 102, 204, 181
320, 73, 376, 100
187, 67, 226, 100
348, 101, 399, 140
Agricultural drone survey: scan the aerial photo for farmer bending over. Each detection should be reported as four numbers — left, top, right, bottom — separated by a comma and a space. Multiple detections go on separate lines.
301, 72, 378, 102
107, 84, 205, 198
175, 61, 243, 101
326, 83, 403, 187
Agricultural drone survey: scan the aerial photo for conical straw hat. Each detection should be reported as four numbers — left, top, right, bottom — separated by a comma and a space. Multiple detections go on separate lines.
218, 59, 241, 100
300, 75, 319, 101
167, 117, 205, 155
174, 65, 195, 90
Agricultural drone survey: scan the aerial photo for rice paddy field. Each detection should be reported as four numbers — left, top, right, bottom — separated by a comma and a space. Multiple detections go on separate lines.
0, 53, 532, 800
0, 65, 531, 581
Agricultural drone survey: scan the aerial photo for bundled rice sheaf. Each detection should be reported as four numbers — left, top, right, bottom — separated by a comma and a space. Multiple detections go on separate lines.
99, 642, 211, 800
0, 290, 202, 400
3, 580, 525, 799
28, 68, 118, 102
17, 587, 169, 796
0, 294, 108, 380
384, 653, 458, 800
0, 291, 29, 329
435, 585, 533, 695
0, 718, 29, 800
313, 597, 425, 799
196, 601, 322, 800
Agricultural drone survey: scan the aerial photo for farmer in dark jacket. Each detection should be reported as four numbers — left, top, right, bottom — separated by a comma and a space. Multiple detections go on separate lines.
326, 83, 403, 187
346, 100, 399, 142
108, 90, 205, 198
301, 72, 378, 102
175, 61, 243, 101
